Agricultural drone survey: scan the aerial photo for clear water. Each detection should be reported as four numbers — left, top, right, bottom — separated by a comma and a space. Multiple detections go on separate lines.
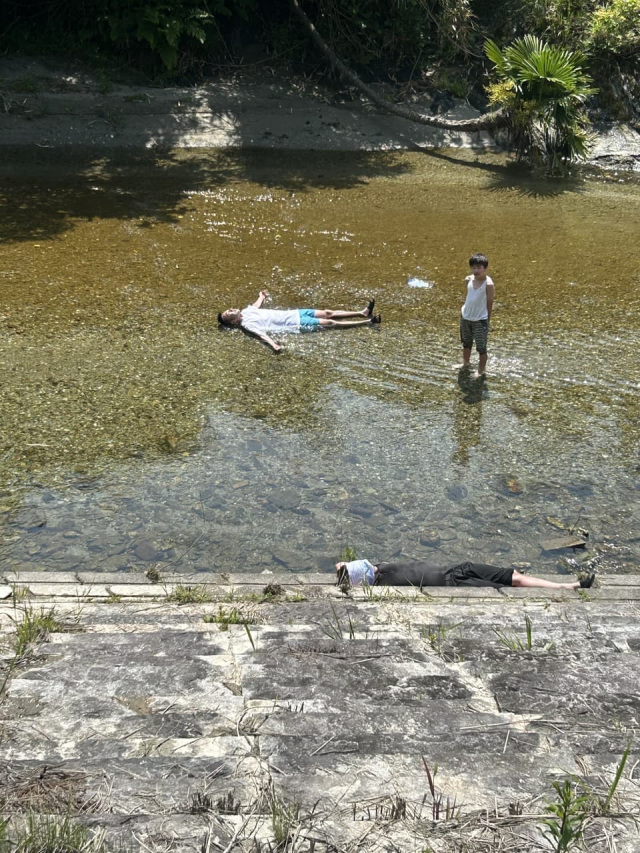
1, 149, 639, 576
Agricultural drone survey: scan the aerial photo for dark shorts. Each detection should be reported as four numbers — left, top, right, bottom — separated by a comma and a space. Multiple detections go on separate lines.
460, 318, 489, 354
448, 561, 513, 588
375, 561, 513, 589
298, 308, 320, 327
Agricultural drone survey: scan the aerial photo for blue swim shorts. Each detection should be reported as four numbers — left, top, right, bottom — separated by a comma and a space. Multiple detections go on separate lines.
298, 308, 320, 327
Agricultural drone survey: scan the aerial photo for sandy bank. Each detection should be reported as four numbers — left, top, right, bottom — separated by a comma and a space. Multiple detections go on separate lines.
2, 55, 640, 169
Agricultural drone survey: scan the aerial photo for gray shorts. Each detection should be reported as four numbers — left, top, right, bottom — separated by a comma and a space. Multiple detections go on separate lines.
460, 318, 489, 354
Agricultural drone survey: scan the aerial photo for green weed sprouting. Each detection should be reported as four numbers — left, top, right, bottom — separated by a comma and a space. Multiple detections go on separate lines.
539, 742, 634, 853
422, 758, 459, 822
569, 741, 633, 815
422, 621, 464, 662
600, 741, 631, 813
318, 602, 357, 641
13, 812, 108, 853
494, 613, 535, 651
341, 546, 357, 562
12, 606, 72, 658
165, 584, 213, 605
244, 622, 256, 651
10, 585, 30, 602
541, 779, 591, 852
426, 622, 448, 653
270, 794, 300, 848
203, 606, 255, 631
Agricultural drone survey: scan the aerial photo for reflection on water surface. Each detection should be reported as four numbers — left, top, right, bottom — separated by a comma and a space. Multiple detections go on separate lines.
1, 149, 639, 575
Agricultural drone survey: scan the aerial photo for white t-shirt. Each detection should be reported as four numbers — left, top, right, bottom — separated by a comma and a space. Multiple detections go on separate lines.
461, 275, 493, 321
240, 306, 301, 336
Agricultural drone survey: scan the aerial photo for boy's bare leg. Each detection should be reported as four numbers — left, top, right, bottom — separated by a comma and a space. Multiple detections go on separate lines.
315, 303, 373, 320
511, 570, 580, 590
454, 347, 472, 369
319, 315, 381, 328
475, 352, 487, 377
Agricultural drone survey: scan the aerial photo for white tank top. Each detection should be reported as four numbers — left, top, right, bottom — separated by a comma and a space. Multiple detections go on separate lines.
461, 276, 492, 321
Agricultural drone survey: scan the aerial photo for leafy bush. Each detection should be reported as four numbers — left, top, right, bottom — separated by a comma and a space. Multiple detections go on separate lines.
485, 34, 596, 171
588, 0, 640, 55
96, 0, 212, 69
0, 0, 252, 73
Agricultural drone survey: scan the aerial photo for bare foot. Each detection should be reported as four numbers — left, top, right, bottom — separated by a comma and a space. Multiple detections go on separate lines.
474, 370, 486, 380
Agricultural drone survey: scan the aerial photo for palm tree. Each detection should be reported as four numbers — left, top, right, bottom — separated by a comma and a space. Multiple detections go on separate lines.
485, 35, 597, 173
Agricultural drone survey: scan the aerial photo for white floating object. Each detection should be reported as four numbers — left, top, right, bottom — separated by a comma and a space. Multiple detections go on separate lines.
408, 277, 434, 289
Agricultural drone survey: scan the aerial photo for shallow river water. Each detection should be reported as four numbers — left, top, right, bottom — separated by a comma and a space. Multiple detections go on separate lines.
1, 148, 639, 577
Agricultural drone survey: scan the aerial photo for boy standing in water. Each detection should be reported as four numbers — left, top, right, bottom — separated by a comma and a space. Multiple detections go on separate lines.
458, 253, 494, 378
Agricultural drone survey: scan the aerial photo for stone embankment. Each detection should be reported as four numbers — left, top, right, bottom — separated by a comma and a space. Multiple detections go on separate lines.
1, 570, 639, 851
2, 56, 640, 167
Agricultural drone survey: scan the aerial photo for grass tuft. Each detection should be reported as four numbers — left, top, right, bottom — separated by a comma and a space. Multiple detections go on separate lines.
165, 584, 213, 605
203, 606, 256, 631
12, 607, 76, 658
13, 812, 108, 853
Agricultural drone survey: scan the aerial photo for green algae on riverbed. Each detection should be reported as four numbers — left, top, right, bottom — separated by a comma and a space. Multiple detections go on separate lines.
1, 148, 639, 574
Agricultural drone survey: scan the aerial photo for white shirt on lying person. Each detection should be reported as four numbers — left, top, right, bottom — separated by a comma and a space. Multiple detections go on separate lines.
241, 305, 302, 335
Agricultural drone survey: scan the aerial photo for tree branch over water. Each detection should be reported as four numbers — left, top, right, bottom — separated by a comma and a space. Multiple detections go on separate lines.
289, 0, 506, 132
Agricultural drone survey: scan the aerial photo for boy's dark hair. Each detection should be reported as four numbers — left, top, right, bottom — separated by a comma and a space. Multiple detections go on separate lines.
217, 312, 233, 328
469, 253, 489, 268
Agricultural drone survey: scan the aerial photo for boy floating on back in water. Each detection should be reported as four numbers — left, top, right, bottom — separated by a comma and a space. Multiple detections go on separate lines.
218, 290, 379, 353
457, 253, 494, 378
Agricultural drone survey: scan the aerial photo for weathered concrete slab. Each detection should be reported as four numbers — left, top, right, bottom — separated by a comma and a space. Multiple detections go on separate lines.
3, 572, 80, 584
76, 572, 151, 585
1, 583, 639, 852
106, 584, 163, 598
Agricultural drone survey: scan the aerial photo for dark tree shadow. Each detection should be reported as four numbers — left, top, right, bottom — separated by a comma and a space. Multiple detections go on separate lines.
423, 149, 587, 199
0, 147, 413, 244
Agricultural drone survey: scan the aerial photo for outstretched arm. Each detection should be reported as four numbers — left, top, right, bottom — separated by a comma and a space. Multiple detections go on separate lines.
259, 332, 282, 353
252, 290, 269, 309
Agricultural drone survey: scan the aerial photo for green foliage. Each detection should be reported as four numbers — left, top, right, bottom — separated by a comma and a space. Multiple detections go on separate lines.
431, 66, 471, 97
291, 0, 476, 72
97, 0, 215, 69
318, 602, 358, 640
166, 584, 213, 604
203, 605, 255, 629
0, 0, 251, 74
485, 34, 596, 172
12, 606, 72, 658
541, 779, 590, 851
14, 812, 107, 853
588, 0, 640, 55
493, 613, 534, 650
269, 794, 300, 848
599, 740, 631, 813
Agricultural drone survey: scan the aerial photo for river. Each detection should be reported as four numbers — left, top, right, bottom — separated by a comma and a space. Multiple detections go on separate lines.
1, 148, 638, 577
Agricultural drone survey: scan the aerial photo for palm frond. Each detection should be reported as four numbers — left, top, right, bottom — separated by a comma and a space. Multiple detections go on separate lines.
484, 33, 597, 173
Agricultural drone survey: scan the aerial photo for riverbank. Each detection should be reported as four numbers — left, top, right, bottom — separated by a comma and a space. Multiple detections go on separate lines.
1, 571, 639, 851
2, 55, 640, 169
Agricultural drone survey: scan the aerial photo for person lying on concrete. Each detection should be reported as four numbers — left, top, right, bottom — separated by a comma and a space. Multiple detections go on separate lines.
334, 558, 597, 592
217, 290, 380, 353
